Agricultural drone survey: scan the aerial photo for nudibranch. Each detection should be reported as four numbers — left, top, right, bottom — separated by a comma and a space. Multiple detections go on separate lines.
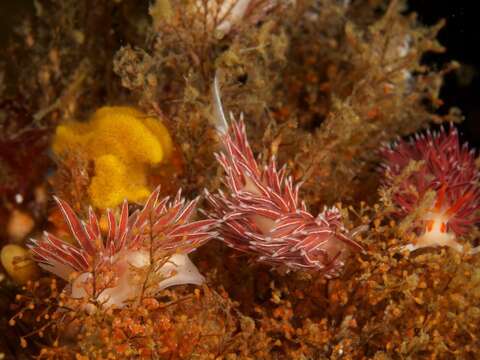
380, 126, 480, 253
53, 106, 174, 210
205, 77, 363, 277
29, 188, 216, 309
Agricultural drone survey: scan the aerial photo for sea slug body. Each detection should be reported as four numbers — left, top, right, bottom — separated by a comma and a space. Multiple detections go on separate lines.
205, 78, 363, 276
29, 188, 217, 309
380, 126, 480, 253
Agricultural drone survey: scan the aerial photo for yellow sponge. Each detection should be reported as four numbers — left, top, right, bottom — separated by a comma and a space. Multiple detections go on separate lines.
53, 106, 174, 209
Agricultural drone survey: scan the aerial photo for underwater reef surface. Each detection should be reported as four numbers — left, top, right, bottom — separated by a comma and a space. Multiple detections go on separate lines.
1, 0, 480, 359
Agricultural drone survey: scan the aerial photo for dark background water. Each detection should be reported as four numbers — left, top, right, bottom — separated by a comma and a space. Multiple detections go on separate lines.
410, 1, 480, 146
1, 1, 478, 144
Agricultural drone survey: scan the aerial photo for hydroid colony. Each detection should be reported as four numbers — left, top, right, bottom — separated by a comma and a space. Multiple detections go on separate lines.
0, 0, 479, 358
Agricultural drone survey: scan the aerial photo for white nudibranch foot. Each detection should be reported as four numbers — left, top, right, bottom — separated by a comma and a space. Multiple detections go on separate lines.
70, 253, 204, 311
397, 226, 480, 255
397, 215, 480, 255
